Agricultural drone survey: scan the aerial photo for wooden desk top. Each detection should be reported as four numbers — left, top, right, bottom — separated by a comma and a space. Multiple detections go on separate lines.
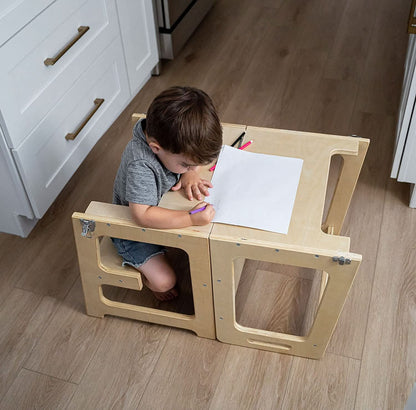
210, 125, 369, 255
85, 120, 368, 256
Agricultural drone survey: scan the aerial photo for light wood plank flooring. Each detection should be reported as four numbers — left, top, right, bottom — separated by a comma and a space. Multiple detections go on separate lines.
1, 0, 415, 408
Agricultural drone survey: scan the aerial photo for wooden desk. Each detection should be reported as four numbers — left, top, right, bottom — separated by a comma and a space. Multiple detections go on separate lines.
209, 125, 369, 359
72, 118, 368, 358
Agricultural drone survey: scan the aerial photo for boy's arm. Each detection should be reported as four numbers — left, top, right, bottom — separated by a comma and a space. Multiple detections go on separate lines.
129, 202, 214, 229
171, 168, 213, 201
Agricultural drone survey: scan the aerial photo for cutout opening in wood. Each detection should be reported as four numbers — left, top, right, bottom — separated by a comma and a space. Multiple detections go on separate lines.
100, 237, 195, 316
322, 154, 344, 231
234, 258, 326, 337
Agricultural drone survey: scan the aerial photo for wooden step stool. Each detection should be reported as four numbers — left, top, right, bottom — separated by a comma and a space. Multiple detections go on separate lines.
210, 125, 369, 359
72, 200, 216, 339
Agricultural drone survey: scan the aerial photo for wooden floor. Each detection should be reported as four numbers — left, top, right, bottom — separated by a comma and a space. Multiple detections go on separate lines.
1, 0, 415, 408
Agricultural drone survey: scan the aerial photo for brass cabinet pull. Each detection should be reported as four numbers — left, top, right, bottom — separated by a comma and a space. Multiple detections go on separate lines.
65, 98, 104, 141
44, 26, 90, 66
409, 0, 416, 33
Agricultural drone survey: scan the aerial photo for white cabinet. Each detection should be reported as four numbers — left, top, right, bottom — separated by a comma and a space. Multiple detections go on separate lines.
391, 34, 416, 208
117, 0, 159, 95
0, 0, 158, 236
0, 127, 37, 237
0, 0, 121, 148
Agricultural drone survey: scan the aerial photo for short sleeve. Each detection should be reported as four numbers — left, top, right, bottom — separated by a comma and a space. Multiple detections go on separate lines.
125, 160, 158, 206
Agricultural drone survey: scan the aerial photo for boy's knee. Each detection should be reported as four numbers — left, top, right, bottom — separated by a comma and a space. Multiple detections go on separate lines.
153, 274, 176, 293
140, 255, 176, 292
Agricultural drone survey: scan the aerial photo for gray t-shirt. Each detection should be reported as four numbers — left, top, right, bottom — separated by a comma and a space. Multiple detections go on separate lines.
113, 119, 180, 206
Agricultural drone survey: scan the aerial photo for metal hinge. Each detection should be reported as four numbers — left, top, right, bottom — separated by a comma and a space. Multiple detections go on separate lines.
332, 256, 351, 265
80, 219, 95, 238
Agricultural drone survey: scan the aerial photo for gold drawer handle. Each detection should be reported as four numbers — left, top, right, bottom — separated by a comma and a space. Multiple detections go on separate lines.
65, 98, 104, 141
44, 26, 90, 66
409, 0, 416, 33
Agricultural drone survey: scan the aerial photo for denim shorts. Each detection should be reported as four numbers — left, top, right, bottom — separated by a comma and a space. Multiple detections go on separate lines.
111, 237, 166, 268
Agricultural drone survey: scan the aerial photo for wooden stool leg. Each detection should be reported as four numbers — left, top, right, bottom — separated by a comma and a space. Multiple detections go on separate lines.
210, 239, 361, 359
323, 139, 369, 234
72, 221, 143, 318
72, 208, 216, 339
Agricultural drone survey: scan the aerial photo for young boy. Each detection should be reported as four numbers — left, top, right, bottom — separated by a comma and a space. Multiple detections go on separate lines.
112, 86, 223, 301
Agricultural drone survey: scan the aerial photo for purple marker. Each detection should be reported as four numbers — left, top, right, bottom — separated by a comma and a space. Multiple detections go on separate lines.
189, 205, 207, 215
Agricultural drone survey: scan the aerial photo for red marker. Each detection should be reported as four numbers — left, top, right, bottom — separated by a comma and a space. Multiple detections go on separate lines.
209, 140, 254, 171
239, 140, 253, 150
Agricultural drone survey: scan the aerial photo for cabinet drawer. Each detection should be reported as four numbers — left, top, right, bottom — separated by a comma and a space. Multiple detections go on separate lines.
0, 0, 56, 46
0, 0, 119, 148
12, 38, 130, 218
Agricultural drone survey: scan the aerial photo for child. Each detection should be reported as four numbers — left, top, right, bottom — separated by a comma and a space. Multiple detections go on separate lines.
112, 86, 223, 301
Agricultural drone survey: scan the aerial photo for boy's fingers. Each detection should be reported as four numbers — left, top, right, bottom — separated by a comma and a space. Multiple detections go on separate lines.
192, 185, 203, 200
201, 179, 213, 188
191, 201, 207, 211
183, 186, 193, 201
171, 180, 182, 191
198, 185, 209, 197
205, 204, 215, 220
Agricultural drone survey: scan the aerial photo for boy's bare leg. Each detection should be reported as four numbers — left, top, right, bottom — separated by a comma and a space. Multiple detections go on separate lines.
137, 254, 178, 301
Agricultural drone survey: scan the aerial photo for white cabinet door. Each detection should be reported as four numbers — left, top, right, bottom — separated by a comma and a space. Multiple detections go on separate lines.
0, 126, 37, 236
0, 0, 55, 46
116, 0, 158, 95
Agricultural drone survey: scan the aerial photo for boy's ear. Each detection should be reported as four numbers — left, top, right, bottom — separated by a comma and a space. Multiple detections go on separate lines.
148, 140, 162, 154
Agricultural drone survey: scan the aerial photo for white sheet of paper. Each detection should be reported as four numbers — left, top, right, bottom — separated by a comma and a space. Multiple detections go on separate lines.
206, 145, 303, 234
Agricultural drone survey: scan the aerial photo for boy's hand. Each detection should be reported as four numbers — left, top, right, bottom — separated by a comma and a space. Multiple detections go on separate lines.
171, 170, 213, 201
189, 202, 215, 225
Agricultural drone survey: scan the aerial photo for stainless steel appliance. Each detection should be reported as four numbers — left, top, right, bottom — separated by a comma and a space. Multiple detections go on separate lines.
155, 0, 214, 59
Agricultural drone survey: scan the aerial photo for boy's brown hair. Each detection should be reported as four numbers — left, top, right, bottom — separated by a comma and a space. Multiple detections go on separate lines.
146, 86, 223, 164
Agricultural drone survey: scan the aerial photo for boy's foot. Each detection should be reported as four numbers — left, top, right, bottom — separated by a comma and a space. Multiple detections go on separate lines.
153, 287, 178, 301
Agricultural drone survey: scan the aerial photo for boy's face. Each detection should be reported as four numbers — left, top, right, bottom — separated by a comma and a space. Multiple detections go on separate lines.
148, 140, 200, 174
